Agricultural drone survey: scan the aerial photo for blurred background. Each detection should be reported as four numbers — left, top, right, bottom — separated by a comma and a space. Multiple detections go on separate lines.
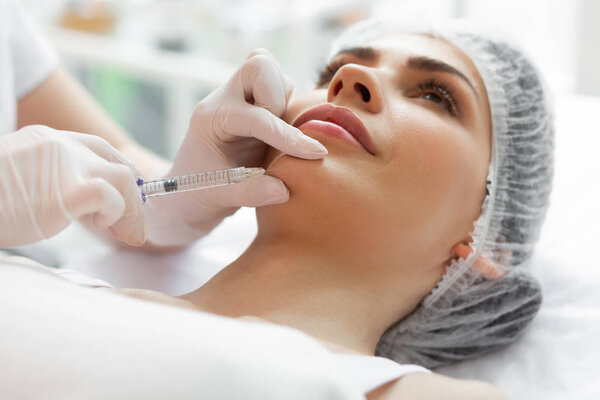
22, 0, 599, 159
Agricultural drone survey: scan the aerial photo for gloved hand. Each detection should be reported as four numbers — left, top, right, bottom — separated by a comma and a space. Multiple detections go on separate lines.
144, 49, 327, 247
0, 125, 146, 248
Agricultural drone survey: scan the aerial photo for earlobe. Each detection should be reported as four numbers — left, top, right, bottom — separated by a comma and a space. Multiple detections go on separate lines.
453, 243, 505, 280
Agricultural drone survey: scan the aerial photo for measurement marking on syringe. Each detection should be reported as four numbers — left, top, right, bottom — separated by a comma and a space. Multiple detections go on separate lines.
137, 167, 265, 200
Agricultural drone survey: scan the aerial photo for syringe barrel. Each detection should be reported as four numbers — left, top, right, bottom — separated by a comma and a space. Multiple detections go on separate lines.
140, 167, 263, 197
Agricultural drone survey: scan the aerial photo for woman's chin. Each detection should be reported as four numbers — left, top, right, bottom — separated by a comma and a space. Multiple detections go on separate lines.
264, 150, 286, 170
263, 153, 324, 193
263, 145, 288, 170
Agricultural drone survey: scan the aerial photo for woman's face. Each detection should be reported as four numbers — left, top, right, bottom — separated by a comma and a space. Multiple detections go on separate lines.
259, 33, 491, 290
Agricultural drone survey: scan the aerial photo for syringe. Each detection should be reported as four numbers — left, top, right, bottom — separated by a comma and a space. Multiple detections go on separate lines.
137, 166, 265, 202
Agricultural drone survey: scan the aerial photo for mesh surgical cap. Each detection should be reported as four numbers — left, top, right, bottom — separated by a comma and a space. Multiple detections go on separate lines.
329, 19, 555, 368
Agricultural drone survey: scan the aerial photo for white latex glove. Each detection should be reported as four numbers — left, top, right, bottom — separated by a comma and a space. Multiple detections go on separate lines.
0, 125, 146, 248
144, 49, 327, 247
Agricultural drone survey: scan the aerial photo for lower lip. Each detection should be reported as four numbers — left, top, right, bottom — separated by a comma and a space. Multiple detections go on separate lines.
297, 120, 368, 153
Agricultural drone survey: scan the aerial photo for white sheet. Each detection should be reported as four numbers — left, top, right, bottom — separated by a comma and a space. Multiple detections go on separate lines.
0, 261, 362, 400
16, 92, 600, 399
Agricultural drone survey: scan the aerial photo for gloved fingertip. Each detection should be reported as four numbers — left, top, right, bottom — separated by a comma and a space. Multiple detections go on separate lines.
127, 226, 147, 247
258, 179, 289, 206
300, 138, 328, 158
139, 218, 148, 245
286, 126, 328, 158
127, 214, 148, 246
92, 213, 111, 231
126, 236, 146, 247
247, 48, 272, 59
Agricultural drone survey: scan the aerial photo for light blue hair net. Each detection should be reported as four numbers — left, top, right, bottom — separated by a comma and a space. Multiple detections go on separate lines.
329, 19, 555, 368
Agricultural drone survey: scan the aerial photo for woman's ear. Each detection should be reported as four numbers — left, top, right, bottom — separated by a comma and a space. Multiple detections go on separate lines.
453, 243, 505, 279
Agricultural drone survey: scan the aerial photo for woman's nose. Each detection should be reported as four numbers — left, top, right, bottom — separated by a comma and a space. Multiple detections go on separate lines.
327, 65, 383, 114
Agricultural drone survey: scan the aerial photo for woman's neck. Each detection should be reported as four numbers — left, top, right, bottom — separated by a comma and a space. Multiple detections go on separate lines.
180, 234, 408, 355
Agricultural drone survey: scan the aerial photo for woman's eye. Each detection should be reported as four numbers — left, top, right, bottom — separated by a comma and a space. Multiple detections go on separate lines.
422, 92, 444, 105
416, 78, 460, 117
316, 60, 345, 87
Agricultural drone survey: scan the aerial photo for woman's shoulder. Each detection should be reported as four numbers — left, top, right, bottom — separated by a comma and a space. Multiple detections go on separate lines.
321, 342, 506, 400
275, 331, 507, 400
366, 371, 508, 400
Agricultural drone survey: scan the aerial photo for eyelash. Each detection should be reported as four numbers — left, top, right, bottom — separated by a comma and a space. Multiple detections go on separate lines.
315, 61, 461, 117
417, 78, 460, 117
316, 59, 346, 87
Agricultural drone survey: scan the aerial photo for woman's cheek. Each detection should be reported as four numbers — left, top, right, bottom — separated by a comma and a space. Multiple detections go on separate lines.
382, 122, 467, 219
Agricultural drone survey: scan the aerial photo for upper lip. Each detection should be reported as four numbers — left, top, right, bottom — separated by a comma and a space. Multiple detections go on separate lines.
292, 104, 377, 155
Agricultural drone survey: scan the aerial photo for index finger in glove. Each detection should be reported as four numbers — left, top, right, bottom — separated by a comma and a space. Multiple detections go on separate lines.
75, 134, 147, 245
245, 48, 295, 102
93, 163, 147, 247
64, 163, 147, 246
63, 177, 126, 232
240, 51, 291, 117
224, 105, 327, 159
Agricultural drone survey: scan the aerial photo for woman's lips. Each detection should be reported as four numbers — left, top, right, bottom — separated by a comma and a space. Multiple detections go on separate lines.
292, 104, 377, 155
296, 120, 368, 153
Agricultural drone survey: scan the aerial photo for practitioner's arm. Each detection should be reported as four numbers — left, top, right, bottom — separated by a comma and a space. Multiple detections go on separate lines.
15, 68, 171, 249
17, 68, 170, 180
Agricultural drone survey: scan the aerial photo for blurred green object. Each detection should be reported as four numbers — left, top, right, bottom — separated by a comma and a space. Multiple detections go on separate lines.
83, 65, 167, 157
89, 66, 137, 127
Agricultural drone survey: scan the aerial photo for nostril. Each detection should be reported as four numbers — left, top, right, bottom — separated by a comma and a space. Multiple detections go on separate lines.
354, 83, 370, 102
333, 80, 343, 96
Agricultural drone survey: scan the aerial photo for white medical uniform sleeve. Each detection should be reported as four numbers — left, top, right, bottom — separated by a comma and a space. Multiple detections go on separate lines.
5, 0, 58, 99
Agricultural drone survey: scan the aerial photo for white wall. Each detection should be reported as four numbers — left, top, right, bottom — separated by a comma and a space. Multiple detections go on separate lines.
576, 0, 600, 96
27, 0, 595, 97
458, 0, 584, 94
370, 0, 586, 95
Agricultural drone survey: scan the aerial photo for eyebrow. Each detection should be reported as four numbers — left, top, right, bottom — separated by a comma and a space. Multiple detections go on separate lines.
335, 46, 380, 62
407, 56, 478, 98
334, 46, 479, 98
